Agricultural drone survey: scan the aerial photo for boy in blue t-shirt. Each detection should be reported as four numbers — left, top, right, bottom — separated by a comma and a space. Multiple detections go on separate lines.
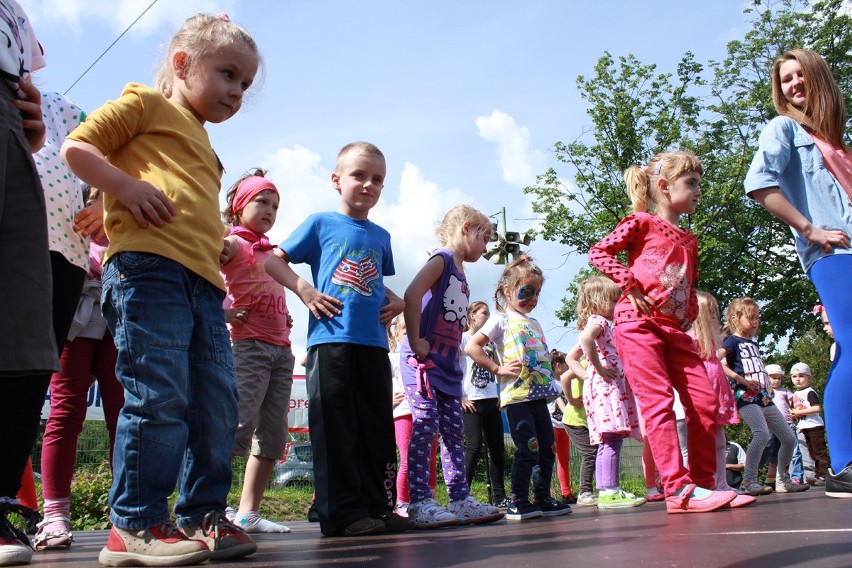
265, 142, 405, 537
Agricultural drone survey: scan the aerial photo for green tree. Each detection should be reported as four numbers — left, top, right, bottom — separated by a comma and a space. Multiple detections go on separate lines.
525, 0, 852, 345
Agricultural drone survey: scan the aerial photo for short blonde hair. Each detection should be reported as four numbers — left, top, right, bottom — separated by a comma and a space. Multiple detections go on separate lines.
692, 291, 722, 360
772, 49, 848, 150
623, 151, 703, 213
575, 276, 620, 329
335, 141, 385, 172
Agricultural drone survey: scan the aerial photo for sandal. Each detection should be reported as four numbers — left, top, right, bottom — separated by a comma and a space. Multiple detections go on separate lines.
33, 516, 73, 550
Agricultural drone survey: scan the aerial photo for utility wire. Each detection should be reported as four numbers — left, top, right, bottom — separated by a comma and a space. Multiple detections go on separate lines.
64, 0, 159, 95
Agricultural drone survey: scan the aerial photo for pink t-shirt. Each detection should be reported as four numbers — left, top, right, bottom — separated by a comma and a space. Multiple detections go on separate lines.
220, 236, 291, 346
813, 136, 852, 202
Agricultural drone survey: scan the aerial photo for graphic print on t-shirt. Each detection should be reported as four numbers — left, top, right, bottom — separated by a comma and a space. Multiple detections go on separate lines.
331, 256, 379, 296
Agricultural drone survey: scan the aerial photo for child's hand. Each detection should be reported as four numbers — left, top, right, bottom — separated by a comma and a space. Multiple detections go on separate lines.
73, 200, 105, 240
597, 366, 617, 381
462, 397, 476, 413
410, 338, 431, 360
804, 225, 850, 252
16, 77, 45, 152
392, 390, 405, 408
627, 288, 653, 316
380, 293, 405, 326
220, 239, 237, 265
300, 288, 343, 320
224, 307, 248, 325
113, 178, 177, 229
496, 359, 523, 378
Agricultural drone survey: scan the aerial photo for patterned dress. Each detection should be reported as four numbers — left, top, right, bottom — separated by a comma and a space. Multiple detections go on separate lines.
582, 315, 641, 445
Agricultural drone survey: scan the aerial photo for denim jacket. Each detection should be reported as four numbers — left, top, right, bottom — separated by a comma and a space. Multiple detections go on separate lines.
745, 115, 852, 272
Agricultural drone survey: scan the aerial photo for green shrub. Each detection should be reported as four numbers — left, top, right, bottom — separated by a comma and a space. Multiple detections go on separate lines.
69, 462, 112, 530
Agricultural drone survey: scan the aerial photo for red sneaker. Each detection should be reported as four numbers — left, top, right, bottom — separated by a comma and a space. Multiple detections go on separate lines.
98, 523, 210, 566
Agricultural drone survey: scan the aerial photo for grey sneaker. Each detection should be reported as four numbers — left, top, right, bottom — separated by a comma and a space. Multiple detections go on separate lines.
576, 491, 598, 506
98, 524, 210, 567
408, 498, 457, 529
181, 511, 256, 560
740, 481, 772, 496
775, 477, 810, 494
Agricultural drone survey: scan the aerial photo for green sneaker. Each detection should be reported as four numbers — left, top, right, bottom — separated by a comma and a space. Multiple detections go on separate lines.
597, 490, 647, 509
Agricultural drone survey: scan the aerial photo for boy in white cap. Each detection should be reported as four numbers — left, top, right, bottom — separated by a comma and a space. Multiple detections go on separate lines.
791, 362, 830, 486
762, 365, 804, 486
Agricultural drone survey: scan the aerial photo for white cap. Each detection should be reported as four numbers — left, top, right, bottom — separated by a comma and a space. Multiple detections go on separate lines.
790, 362, 812, 376
765, 364, 784, 376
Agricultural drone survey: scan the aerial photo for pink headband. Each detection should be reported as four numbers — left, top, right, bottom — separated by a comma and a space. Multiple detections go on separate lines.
232, 176, 278, 214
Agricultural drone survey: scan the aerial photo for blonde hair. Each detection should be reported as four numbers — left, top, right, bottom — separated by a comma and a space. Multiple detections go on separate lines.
623, 151, 703, 213
575, 276, 620, 329
436, 205, 491, 251
494, 255, 544, 313
335, 141, 385, 172
692, 291, 722, 360
387, 313, 405, 352
465, 300, 490, 332
155, 13, 261, 98
722, 297, 759, 336
772, 49, 848, 150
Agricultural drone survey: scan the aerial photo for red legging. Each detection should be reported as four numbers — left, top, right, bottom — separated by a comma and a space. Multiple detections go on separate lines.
553, 427, 573, 497
40, 335, 123, 499
394, 415, 437, 504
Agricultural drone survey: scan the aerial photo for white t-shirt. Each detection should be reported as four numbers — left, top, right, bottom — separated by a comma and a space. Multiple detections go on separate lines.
460, 332, 500, 401
390, 350, 411, 418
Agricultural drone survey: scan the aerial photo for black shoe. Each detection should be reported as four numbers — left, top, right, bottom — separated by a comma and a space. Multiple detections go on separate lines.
826, 464, 852, 498
812, 477, 826, 487
505, 499, 543, 521
495, 498, 510, 510
377, 512, 413, 533
534, 497, 572, 517
307, 502, 320, 523
562, 493, 578, 505
343, 517, 385, 537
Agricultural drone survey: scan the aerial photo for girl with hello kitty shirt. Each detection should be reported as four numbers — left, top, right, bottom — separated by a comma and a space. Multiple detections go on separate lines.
400, 205, 504, 529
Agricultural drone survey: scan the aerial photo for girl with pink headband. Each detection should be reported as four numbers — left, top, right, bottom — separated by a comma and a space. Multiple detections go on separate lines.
220, 169, 295, 533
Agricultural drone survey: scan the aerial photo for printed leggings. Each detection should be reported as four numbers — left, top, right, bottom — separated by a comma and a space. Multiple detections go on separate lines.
739, 403, 795, 483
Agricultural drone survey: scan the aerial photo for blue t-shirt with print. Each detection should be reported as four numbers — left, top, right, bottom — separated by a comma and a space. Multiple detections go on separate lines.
281, 212, 395, 350
722, 334, 771, 408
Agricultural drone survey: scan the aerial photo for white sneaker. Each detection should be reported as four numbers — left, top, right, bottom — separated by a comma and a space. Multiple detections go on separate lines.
448, 496, 504, 525
576, 491, 598, 506
395, 502, 409, 517
408, 498, 457, 529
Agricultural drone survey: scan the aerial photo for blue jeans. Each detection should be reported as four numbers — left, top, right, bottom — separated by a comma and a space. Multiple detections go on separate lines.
102, 253, 237, 529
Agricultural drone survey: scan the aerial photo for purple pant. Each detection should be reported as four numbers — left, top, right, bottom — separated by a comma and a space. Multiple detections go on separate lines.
405, 384, 469, 503
596, 433, 623, 490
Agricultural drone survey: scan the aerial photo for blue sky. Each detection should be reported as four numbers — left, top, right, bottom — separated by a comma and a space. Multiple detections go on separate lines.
28, 0, 754, 362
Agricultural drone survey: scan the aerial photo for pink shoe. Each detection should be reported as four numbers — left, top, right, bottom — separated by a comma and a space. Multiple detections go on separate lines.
666, 484, 736, 514
645, 492, 665, 503
725, 494, 757, 508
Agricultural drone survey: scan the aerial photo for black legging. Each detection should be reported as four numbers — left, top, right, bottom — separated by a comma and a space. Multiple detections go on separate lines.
462, 397, 506, 503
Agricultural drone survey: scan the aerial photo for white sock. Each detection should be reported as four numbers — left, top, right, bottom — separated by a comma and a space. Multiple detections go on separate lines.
235, 511, 291, 533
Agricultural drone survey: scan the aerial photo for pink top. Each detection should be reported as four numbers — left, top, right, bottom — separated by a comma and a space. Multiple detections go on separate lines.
590, 212, 699, 331
220, 236, 291, 346
813, 136, 852, 202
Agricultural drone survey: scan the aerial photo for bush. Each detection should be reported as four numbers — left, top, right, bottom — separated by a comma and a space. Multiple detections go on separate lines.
69, 462, 112, 530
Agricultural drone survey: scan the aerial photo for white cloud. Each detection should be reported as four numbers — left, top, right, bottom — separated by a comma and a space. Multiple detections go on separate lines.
29, 0, 236, 36
475, 109, 547, 188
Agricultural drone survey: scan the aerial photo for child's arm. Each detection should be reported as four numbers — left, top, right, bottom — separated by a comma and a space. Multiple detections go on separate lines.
220, 235, 239, 266
791, 391, 822, 418
73, 189, 105, 240
718, 346, 760, 391
564, 343, 587, 382
264, 249, 342, 319
381, 287, 405, 326
464, 332, 522, 378
579, 324, 616, 380
61, 140, 176, 229
563, 344, 585, 407
403, 255, 444, 359
589, 216, 653, 315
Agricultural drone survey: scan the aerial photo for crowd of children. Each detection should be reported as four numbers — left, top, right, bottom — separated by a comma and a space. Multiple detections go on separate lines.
0, 3, 848, 566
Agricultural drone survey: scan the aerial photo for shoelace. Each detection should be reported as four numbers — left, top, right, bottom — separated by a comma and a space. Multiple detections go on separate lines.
199, 510, 245, 543
0, 498, 34, 549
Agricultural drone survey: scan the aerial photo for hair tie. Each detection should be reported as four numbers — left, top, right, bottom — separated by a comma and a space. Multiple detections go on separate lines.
812, 304, 825, 316
653, 161, 663, 175
232, 176, 278, 215
640, 165, 649, 173
217, 12, 230, 21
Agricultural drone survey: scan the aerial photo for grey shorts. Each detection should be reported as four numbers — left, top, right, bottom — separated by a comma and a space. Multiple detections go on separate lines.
231, 339, 295, 460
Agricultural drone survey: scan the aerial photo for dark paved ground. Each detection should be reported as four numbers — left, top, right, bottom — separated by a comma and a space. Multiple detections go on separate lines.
32, 486, 852, 567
